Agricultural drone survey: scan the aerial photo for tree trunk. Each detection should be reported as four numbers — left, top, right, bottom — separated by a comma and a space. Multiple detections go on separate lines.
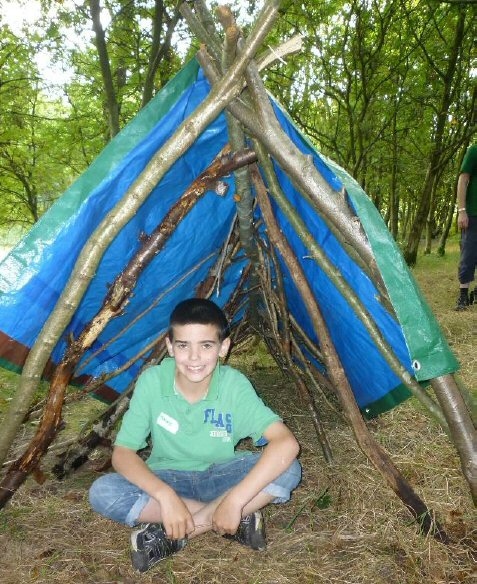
403, 8, 466, 266
88, 0, 120, 140
424, 175, 438, 255
141, 1, 182, 108
389, 110, 399, 240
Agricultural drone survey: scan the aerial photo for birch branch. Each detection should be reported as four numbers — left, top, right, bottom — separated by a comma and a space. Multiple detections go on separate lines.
253, 140, 448, 430
0, 1, 282, 469
252, 163, 448, 542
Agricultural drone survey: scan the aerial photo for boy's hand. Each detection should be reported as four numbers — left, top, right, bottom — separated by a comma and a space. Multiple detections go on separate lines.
157, 486, 195, 540
211, 495, 242, 535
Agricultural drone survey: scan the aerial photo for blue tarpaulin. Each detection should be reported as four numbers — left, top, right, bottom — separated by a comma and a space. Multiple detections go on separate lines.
0, 58, 458, 416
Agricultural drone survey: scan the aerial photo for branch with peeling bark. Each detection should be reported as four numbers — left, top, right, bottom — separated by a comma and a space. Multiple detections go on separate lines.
0, 1, 281, 470
252, 162, 448, 541
257, 221, 334, 462
0, 148, 259, 507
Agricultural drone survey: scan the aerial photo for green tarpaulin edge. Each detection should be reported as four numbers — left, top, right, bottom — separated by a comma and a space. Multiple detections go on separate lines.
326, 161, 459, 382
361, 383, 412, 418
0, 357, 21, 376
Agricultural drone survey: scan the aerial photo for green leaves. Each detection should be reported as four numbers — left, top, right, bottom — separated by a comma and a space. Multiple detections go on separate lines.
264, 0, 474, 247
0, 0, 474, 250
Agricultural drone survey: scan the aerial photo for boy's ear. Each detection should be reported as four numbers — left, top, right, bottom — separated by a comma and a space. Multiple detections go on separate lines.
165, 336, 174, 357
219, 337, 231, 358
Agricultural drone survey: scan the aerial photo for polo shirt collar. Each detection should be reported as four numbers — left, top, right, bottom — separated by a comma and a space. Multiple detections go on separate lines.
159, 356, 221, 400
206, 362, 221, 400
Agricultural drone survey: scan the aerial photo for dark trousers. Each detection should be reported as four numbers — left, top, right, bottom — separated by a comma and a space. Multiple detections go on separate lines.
458, 215, 477, 285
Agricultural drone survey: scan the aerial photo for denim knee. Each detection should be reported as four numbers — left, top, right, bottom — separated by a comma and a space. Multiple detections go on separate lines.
89, 473, 149, 527
88, 474, 120, 517
264, 458, 302, 503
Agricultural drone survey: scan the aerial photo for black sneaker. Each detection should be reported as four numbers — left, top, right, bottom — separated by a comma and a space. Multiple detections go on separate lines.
469, 288, 475, 305
224, 511, 267, 551
455, 294, 469, 311
130, 523, 187, 573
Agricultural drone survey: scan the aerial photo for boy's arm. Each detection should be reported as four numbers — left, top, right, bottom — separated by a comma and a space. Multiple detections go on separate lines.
112, 445, 195, 539
212, 421, 299, 534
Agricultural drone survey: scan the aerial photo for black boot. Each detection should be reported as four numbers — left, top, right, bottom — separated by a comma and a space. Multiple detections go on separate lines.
455, 289, 469, 311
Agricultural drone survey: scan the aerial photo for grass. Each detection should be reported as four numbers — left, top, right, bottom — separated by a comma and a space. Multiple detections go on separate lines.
0, 238, 475, 584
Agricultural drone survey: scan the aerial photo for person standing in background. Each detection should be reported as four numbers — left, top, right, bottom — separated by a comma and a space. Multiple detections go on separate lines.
455, 143, 477, 310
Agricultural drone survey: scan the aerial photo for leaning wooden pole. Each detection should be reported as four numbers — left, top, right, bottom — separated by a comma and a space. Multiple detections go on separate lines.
218, 4, 262, 325
261, 241, 334, 462
431, 375, 477, 505
0, 149, 257, 507
0, 0, 281, 470
253, 164, 448, 541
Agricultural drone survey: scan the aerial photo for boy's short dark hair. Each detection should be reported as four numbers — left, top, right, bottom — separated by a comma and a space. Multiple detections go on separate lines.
168, 298, 230, 342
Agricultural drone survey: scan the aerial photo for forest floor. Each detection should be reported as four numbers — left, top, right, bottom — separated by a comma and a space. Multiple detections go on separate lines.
0, 237, 475, 584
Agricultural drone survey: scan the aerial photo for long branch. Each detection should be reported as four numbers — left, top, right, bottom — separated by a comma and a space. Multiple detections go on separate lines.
0, 149, 258, 505
0, 2, 281, 469
264, 235, 333, 462
430, 375, 477, 505
253, 141, 448, 430
76, 251, 217, 376
253, 164, 448, 542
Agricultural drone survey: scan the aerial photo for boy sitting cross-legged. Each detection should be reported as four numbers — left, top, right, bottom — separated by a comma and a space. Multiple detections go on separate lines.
89, 298, 302, 573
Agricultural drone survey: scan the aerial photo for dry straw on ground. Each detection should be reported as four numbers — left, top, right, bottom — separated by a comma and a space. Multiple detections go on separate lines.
0, 240, 475, 583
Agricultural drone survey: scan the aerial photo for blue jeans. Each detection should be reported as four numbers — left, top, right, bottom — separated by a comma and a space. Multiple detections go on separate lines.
89, 453, 302, 527
458, 215, 477, 284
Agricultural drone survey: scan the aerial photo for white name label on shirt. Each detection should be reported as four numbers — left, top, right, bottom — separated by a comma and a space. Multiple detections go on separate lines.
157, 412, 179, 434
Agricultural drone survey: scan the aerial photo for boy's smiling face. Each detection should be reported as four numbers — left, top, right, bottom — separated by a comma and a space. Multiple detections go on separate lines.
166, 323, 230, 396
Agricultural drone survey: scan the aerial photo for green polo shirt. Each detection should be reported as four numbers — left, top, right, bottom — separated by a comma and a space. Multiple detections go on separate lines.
460, 144, 477, 216
115, 358, 281, 471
